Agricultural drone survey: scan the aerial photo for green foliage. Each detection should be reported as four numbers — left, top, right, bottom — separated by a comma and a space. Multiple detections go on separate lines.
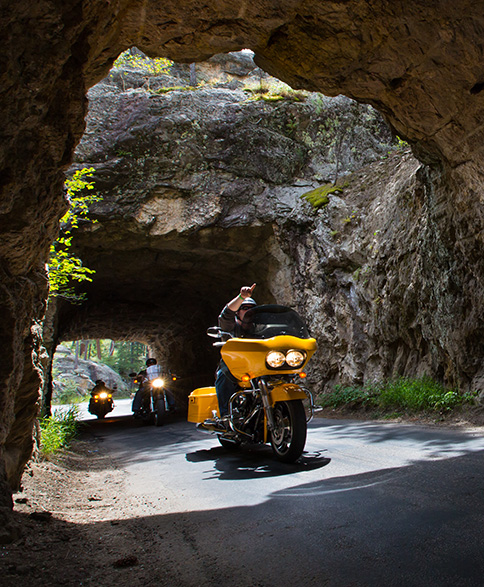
319, 384, 375, 408
52, 378, 84, 405
48, 168, 101, 302
113, 51, 173, 76
39, 407, 81, 457
96, 340, 148, 378
319, 376, 477, 415
155, 85, 201, 93
300, 184, 345, 209
59, 339, 148, 380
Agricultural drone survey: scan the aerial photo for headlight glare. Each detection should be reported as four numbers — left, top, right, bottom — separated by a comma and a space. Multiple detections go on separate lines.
152, 378, 165, 388
285, 350, 306, 368
266, 351, 286, 368
99, 392, 108, 399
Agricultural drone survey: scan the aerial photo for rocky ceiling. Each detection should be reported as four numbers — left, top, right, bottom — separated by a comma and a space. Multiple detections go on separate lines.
2, 0, 484, 526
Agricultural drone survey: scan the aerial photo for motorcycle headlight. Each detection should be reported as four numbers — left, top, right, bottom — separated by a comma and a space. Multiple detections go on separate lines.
152, 378, 164, 388
285, 350, 306, 368
99, 392, 108, 399
266, 351, 286, 368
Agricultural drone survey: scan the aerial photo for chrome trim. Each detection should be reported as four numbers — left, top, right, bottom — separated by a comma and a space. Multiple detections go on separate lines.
259, 378, 276, 431
228, 390, 256, 439
300, 386, 315, 422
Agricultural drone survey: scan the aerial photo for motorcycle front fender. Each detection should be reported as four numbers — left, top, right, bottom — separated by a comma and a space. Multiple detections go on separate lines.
269, 383, 307, 406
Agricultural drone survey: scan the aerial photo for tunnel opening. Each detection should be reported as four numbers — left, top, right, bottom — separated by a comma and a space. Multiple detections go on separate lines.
51, 339, 149, 405
54, 223, 281, 407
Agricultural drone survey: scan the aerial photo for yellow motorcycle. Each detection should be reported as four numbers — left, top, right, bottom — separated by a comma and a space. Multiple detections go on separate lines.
188, 305, 317, 462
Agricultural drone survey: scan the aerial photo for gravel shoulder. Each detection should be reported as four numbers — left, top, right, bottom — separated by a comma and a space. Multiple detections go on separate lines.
1, 434, 152, 587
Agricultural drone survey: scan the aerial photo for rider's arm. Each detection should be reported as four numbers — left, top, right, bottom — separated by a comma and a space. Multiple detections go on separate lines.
226, 284, 256, 312
218, 305, 237, 332
219, 284, 256, 333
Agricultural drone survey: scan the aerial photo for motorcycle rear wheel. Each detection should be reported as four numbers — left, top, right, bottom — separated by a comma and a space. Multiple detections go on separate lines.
270, 400, 306, 463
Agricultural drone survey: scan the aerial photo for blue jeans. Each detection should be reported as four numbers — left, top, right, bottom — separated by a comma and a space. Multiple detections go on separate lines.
215, 362, 239, 416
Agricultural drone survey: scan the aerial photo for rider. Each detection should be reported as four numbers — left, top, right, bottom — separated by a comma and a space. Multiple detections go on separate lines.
145, 357, 176, 411
90, 379, 110, 396
212, 284, 257, 424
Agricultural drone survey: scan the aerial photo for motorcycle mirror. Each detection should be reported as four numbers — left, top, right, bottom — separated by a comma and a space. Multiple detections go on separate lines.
129, 372, 137, 377
206, 326, 221, 338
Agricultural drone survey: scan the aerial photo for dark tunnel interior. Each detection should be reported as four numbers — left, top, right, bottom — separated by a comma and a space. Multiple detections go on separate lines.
55, 223, 279, 402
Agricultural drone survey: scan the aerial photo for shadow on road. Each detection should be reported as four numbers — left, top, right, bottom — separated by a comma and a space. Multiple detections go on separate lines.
185, 444, 331, 480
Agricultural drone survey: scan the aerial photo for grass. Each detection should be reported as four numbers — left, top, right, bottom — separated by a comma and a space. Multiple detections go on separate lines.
39, 406, 82, 457
243, 79, 308, 102
318, 376, 477, 416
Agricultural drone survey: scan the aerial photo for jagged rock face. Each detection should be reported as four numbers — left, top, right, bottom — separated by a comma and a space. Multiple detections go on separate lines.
3, 0, 484, 518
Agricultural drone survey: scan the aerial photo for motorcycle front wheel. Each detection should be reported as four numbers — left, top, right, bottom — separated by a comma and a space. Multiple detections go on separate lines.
154, 398, 166, 426
218, 435, 242, 450
270, 400, 306, 463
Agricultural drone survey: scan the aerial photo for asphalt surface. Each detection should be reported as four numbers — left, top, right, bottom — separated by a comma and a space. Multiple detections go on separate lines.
79, 407, 484, 586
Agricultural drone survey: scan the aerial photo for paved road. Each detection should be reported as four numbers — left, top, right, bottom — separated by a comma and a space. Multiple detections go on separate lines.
80, 411, 484, 586
53, 398, 133, 420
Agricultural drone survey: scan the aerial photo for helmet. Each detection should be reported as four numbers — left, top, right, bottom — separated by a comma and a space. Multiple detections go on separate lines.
239, 297, 257, 310
146, 358, 157, 366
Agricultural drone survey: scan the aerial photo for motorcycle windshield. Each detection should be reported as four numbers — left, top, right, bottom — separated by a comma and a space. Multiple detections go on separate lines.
240, 305, 311, 340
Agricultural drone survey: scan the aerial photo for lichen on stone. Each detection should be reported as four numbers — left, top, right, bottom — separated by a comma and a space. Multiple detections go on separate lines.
300, 184, 345, 209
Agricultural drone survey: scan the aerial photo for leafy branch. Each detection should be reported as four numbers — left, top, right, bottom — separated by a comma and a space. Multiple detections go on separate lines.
47, 168, 101, 302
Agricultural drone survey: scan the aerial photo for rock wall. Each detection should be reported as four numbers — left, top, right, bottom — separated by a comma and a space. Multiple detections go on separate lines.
3, 0, 484, 528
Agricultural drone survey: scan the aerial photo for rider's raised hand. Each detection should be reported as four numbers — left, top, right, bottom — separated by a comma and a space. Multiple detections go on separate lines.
240, 283, 256, 299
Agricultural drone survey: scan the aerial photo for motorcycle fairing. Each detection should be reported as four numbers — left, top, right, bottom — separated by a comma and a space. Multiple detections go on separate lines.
220, 335, 317, 380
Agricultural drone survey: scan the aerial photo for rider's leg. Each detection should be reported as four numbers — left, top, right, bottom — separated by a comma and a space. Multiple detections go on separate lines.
166, 390, 176, 410
215, 368, 238, 417
132, 389, 143, 412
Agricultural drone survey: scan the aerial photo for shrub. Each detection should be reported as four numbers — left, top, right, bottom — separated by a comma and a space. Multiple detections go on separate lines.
48, 168, 101, 302
52, 377, 84, 405
319, 377, 477, 415
39, 407, 81, 457
243, 79, 308, 102
113, 50, 173, 76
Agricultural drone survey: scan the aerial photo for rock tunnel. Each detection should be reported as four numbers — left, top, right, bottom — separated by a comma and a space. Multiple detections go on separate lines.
56, 222, 280, 396
3, 0, 484, 525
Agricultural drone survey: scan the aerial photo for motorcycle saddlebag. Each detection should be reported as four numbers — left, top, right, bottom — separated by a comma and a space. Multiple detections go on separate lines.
187, 387, 219, 422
